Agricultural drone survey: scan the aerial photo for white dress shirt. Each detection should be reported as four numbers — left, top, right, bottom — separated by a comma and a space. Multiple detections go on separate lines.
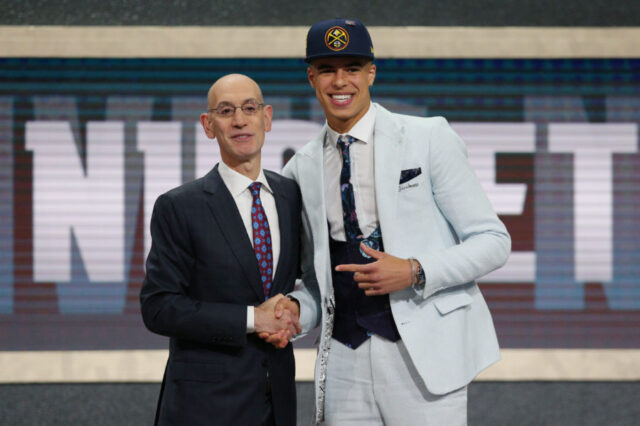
324, 103, 379, 240
218, 161, 280, 333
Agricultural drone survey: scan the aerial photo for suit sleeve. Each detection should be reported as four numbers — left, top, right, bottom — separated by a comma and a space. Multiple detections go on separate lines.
417, 117, 511, 298
140, 193, 247, 347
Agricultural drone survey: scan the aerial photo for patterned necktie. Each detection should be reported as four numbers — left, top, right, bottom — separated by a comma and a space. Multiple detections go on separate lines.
337, 135, 364, 242
249, 182, 273, 299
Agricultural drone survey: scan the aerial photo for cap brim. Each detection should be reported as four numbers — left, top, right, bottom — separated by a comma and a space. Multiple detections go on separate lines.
305, 52, 375, 63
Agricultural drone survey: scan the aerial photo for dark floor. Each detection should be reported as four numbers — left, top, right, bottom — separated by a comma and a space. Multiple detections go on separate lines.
0, 381, 639, 425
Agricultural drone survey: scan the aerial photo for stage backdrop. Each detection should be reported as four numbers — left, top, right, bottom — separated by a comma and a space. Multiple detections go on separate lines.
1, 57, 639, 353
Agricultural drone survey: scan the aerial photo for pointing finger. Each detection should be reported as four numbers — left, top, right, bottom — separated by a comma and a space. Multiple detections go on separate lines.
335, 263, 375, 273
360, 243, 384, 259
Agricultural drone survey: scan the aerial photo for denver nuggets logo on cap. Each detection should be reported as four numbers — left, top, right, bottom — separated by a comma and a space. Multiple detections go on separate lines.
324, 26, 349, 51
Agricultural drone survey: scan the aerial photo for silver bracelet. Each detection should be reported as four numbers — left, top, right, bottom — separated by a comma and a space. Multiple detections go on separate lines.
408, 257, 416, 287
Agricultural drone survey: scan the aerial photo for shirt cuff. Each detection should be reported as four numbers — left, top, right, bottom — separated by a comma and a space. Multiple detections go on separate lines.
246, 306, 255, 333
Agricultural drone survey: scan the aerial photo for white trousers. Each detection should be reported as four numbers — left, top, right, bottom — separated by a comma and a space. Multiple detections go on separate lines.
324, 336, 467, 426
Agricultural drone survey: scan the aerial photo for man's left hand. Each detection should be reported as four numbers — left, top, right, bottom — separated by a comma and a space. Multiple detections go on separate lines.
257, 296, 301, 349
335, 244, 412, 296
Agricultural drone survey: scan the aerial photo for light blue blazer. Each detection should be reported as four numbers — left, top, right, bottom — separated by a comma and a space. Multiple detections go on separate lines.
283, 103, 511, 422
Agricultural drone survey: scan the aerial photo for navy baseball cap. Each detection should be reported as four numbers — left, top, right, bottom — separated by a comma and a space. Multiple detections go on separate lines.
305, 18, 374, 63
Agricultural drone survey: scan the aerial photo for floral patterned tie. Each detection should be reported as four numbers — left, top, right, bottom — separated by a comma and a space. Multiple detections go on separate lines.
337, 135, 364, 242
249, 182, 273, 299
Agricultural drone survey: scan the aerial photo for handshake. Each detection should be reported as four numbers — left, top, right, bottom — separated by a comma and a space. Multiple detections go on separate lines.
254, 294, 301, 349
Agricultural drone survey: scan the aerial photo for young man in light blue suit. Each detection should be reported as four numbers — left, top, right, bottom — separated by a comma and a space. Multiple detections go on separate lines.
265, 19, 511, 425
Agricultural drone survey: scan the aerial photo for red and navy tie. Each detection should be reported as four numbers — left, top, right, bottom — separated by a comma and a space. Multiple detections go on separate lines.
249, 182, 273, 299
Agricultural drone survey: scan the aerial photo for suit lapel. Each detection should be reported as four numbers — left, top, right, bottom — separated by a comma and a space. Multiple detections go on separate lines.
294, 129, 330, 293
267, 173, 291, 296
203, 165, 265, 301
297, 129, 329, 246
373, 104, 404, 253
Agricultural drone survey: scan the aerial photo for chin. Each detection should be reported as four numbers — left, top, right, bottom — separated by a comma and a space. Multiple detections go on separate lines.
332, 111, 357, 123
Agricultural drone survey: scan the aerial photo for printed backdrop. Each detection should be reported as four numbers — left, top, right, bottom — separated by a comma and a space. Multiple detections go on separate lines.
1, 58, 639, 350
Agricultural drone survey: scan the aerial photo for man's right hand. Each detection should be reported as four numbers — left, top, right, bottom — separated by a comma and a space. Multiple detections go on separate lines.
254, 294, 301, 348
256, 295, 301, 349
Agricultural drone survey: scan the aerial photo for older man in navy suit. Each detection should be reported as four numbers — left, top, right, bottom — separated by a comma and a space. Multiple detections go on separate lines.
264, 19, 511, 425
141, 74, 301, 426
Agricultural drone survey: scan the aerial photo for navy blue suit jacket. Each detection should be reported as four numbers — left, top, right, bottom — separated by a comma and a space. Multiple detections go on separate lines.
141, 165, 301, 426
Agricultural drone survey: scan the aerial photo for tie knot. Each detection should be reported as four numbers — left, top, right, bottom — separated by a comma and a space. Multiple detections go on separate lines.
337, 135, 355, 149
249, 182, 262, 198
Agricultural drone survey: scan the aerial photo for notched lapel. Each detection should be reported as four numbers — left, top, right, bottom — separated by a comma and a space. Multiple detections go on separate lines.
297, 136, 329, 252
203, 166, 265, 301
373, 105, 405, 253
266, 174, 291, 296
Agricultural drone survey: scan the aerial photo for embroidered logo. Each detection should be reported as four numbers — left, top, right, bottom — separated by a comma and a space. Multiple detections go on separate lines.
325, 26, 349, 51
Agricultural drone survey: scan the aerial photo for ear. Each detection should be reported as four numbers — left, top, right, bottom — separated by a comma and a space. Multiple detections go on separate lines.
200, 112, 216, 139
367, 63, 376, 87
307, 67, 317, 89
263, 104, 274, 132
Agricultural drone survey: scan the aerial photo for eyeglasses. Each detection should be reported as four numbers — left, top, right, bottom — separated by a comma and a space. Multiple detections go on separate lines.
208, 101, 264, 118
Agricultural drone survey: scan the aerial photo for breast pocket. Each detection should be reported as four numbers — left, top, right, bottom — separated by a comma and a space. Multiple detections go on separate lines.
397, 172, 432, 227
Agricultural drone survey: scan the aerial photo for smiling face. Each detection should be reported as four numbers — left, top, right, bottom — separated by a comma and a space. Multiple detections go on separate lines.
200, 74, 273, 175
307, 56, 376, 133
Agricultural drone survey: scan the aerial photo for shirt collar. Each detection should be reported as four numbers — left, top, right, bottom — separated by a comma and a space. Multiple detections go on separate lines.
218, 161, 272, 198
325, 102, 376, 148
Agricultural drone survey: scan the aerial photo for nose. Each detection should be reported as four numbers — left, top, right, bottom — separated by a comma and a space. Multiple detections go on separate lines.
332, 69, 347, 88
231, 107, 247, 127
